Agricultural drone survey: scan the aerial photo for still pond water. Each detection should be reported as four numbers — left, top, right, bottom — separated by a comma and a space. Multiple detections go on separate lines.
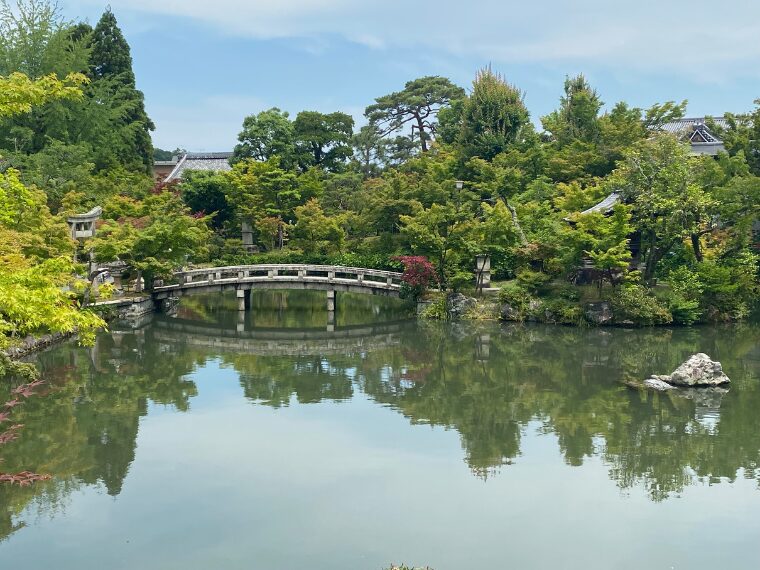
2, 291, 760, 569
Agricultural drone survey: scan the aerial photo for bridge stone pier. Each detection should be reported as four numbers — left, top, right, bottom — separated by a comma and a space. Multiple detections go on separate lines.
154, 264, 404, 324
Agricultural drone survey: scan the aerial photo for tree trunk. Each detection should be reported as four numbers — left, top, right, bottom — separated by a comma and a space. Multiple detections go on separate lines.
691, 233, 704, 262
277, 218, 284, 249
416, 113, 428, 152
501, 197, 528, 246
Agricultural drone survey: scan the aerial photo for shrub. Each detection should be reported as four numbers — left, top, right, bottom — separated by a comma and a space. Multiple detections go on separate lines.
696, 258, 756, 321
609, 285, 672, 326
541, 298, 583, 325
421, 294, 447, 320
497, 281, 533, 321
516, 268, 551, 293
657, 290, 702, 325
498, 281, 531, 311
394, 256, 437, 302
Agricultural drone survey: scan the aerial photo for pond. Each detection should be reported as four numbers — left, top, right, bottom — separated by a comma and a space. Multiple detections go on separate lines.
1, 291, 760, 569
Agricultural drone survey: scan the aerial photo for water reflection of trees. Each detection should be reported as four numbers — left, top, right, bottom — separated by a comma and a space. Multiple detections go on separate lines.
217, 320, 760, 499
2, 318, 760, 542
0, 330, 199, 542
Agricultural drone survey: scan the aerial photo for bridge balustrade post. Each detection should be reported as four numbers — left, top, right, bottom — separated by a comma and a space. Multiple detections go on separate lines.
386, 276, 393, 286
238, 270, 244, 280
207, 272, 214, 283
268, 269, 277, 279
328, 271, 335, 281
216, 271, 222, 281
298, 269, 305, 278
184, 273, 192, 285
357, 272, 364, 284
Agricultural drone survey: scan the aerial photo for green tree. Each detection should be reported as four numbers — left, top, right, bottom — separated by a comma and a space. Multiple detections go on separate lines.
92, 192, 211, 291
0, 167, 73, 259
225, 158, 311, 249
614, 135, 712, 282
400, 201, 476, 289
567, 204, 633, 292
233, 108, 296, 168
365, 76, 465, 152
0, 255, 103, 348
0, 71, 85, 118
293, 110, 354, 172
453, 67, 530, 160
542, 75, 603, 145
288, 198, 345, 254
88, 9, 154, 173
180, 170, 232, 231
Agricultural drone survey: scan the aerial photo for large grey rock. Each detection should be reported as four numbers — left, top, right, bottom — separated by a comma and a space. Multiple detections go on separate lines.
666, 353, 730, 387
500, 303, 521, 321
447, 293, 477, 320
584, 301, 613, 325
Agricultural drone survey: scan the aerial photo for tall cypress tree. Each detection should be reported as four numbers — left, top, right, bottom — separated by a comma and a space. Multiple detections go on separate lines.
89, 9, 154, 173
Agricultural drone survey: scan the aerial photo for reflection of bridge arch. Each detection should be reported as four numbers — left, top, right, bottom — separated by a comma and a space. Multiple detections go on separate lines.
150, 316, 410, 356
153, 265, 404, 312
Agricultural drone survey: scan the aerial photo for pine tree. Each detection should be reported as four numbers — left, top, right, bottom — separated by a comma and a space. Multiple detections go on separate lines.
89, 9, 154, 173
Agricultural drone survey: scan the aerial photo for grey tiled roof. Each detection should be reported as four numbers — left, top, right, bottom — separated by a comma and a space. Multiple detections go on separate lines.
660, 117, 729, 136
579, 192, 622, 216
563, 192, 622, 223
166, 152, 233, 181
659, 118, 726, 155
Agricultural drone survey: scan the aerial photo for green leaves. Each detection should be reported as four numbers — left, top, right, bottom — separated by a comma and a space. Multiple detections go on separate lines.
0, 71, 85, 118
92, 191, 211, 289
365, 75, 465, 152
0, 255, 104, 349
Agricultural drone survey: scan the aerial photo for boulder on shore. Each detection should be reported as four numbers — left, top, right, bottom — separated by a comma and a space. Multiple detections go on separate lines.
584, 301, 613, 326
645, 353, 730, 389
446, 293, 477, 320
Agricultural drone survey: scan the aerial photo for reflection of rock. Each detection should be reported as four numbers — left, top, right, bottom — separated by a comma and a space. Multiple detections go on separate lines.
675, 386, 730, 406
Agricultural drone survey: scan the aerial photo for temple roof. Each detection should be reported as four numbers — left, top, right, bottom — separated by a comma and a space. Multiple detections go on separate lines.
579, 192, 621, 216
660, 117, 726, 155
563, 192, 622, 223
166, 152, 233, 182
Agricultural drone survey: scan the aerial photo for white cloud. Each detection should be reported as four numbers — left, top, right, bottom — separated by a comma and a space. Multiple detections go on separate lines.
92, 0, 760, 75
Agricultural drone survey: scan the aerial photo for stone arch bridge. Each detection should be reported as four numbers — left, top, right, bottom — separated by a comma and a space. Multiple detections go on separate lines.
152, 264, 405, 317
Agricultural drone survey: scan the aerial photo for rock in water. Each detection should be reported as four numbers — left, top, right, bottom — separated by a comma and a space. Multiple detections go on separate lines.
644, 377, 677, 391
666, 353, 730, 387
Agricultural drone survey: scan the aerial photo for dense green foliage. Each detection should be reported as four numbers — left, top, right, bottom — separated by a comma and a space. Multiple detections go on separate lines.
194, 67, 757, 323
1, 0, 758, 348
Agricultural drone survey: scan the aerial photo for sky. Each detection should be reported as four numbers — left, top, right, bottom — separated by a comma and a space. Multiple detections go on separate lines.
63, 0, 760, 152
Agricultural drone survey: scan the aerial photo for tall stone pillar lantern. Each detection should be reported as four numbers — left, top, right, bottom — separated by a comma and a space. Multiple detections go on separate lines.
66, 206, 103, 274
475, 254, 491, 293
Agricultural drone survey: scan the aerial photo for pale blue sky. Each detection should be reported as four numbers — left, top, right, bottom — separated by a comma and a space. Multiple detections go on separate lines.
65, 1, 760, 152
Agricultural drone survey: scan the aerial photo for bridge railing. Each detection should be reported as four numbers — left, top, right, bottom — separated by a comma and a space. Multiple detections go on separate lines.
168, 264, 404, 290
